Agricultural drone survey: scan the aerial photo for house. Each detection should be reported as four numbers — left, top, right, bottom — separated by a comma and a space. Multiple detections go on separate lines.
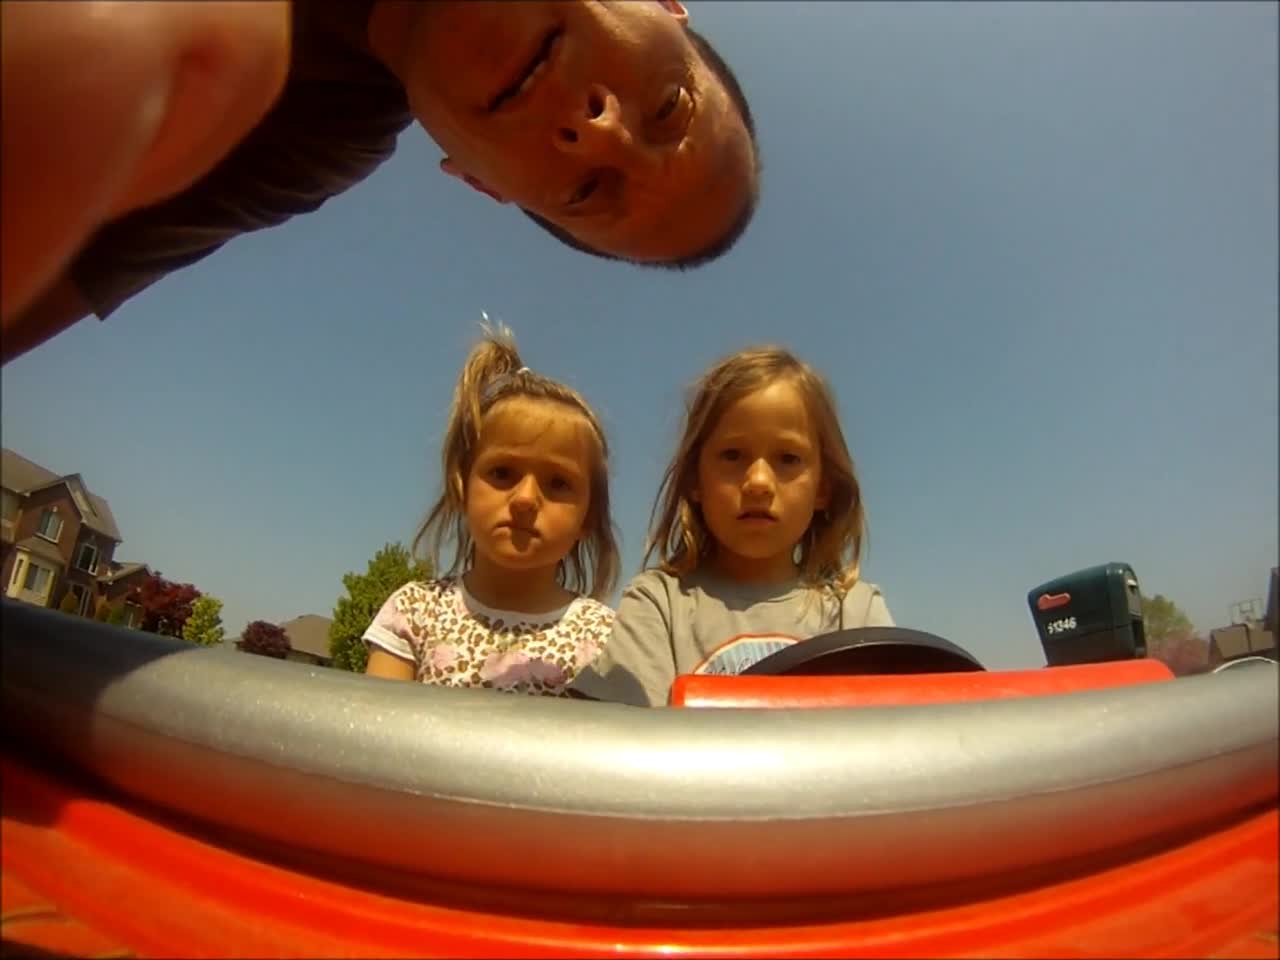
2, 448, 146, 624
97, 561, 153, 628
1266, 566, 1278, 638
1207, 567, 1278, 666
1208, 623, 1276, 664
280, 614, 335, 667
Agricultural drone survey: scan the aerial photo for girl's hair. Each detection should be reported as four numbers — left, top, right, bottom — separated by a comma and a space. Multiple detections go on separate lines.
645, 346, 866, 592
413, 322, 619, 600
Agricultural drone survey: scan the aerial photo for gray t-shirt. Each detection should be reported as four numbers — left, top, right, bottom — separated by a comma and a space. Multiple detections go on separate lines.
571, 569, 894, 707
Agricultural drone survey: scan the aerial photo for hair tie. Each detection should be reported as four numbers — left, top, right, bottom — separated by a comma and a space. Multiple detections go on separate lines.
481, 367, 532, 405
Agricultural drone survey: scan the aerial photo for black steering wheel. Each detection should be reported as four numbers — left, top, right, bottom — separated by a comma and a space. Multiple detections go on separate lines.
741, 627, 985, 677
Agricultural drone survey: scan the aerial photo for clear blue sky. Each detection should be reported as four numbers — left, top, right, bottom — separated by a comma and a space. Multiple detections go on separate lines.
3, 2, 1275, 669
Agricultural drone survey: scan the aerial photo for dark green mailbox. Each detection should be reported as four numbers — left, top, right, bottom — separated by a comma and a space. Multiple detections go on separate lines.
1028, 562, 1146, 666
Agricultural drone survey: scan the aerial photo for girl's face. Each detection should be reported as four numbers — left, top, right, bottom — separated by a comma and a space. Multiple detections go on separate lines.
693, 380, 829, 584
465, 398, 594, 577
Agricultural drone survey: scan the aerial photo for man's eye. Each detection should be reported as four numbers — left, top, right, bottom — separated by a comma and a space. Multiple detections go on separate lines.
656, 86, 683, 120
568, 176, 600, 206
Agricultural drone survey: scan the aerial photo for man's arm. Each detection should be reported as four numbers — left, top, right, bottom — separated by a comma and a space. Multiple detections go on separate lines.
1, 2, 290, 346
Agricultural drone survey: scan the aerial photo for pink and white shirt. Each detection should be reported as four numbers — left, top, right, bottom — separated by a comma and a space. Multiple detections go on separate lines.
363, 578, 613, 697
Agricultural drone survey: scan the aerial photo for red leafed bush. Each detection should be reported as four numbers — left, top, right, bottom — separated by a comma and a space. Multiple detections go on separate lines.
132, 574, 201, 637
239, 620, 290, 659
1149, 629, 1210, 676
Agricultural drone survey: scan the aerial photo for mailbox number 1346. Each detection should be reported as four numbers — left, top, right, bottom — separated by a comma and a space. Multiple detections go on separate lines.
1047, 617, 1078, 635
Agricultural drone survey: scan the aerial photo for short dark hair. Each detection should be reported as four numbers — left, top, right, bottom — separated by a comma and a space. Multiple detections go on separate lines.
521, 26, 759, 270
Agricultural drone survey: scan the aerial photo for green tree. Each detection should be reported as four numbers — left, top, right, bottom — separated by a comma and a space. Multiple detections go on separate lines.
328, 542, 431, 672
1141, 593, 1207, 676
106, 603, 129, 627
1141, 594, 1194, 646
58, 590, 81, 615
183, 595, 225, 646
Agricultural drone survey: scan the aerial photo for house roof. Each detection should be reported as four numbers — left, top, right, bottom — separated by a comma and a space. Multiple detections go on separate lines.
280, 614, 334, 660
1, 449, 122, 541
100, 561, 151, 584
1209, 623, 1277, 661
1, 448, 57, 494
14, 535, 67, 568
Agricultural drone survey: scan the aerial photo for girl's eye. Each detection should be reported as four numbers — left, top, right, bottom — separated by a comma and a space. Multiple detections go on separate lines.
549, 475, 572, 492
779, 453, 802, 466
656, 85, 683, 121
488, 466, 513, 482
719, 448, 742, 462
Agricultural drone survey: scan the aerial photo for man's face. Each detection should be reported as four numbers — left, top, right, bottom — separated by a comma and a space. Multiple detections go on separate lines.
401, 1, 756, 262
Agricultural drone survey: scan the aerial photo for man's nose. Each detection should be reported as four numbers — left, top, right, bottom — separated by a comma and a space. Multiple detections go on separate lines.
553, 84, 657, 168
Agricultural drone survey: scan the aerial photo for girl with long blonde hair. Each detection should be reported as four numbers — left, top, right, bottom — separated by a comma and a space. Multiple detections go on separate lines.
572, 345, 892, 706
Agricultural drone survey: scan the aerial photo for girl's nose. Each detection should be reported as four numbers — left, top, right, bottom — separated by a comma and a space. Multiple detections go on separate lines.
742, 459, 775, 494
509, 475, 541, 508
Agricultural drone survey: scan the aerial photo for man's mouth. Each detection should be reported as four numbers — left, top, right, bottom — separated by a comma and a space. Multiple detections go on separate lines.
488, 26, 563, 113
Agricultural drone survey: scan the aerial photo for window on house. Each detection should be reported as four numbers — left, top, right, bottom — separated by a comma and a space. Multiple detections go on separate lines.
23, 562, 52, 597
37, 509, 63, 542
69, 583, 89, 615
75, 542, 98, 574
9, 556, 26, 588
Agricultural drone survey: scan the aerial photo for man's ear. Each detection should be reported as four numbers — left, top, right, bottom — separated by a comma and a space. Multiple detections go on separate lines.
439, 157, 509, 204
657, 0, 689, 23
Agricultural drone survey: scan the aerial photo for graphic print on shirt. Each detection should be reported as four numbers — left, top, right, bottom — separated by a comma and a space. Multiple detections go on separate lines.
692, 633, 802, 676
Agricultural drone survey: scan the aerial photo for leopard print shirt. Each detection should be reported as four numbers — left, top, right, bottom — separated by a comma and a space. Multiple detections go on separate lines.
362, 578, 614, 696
